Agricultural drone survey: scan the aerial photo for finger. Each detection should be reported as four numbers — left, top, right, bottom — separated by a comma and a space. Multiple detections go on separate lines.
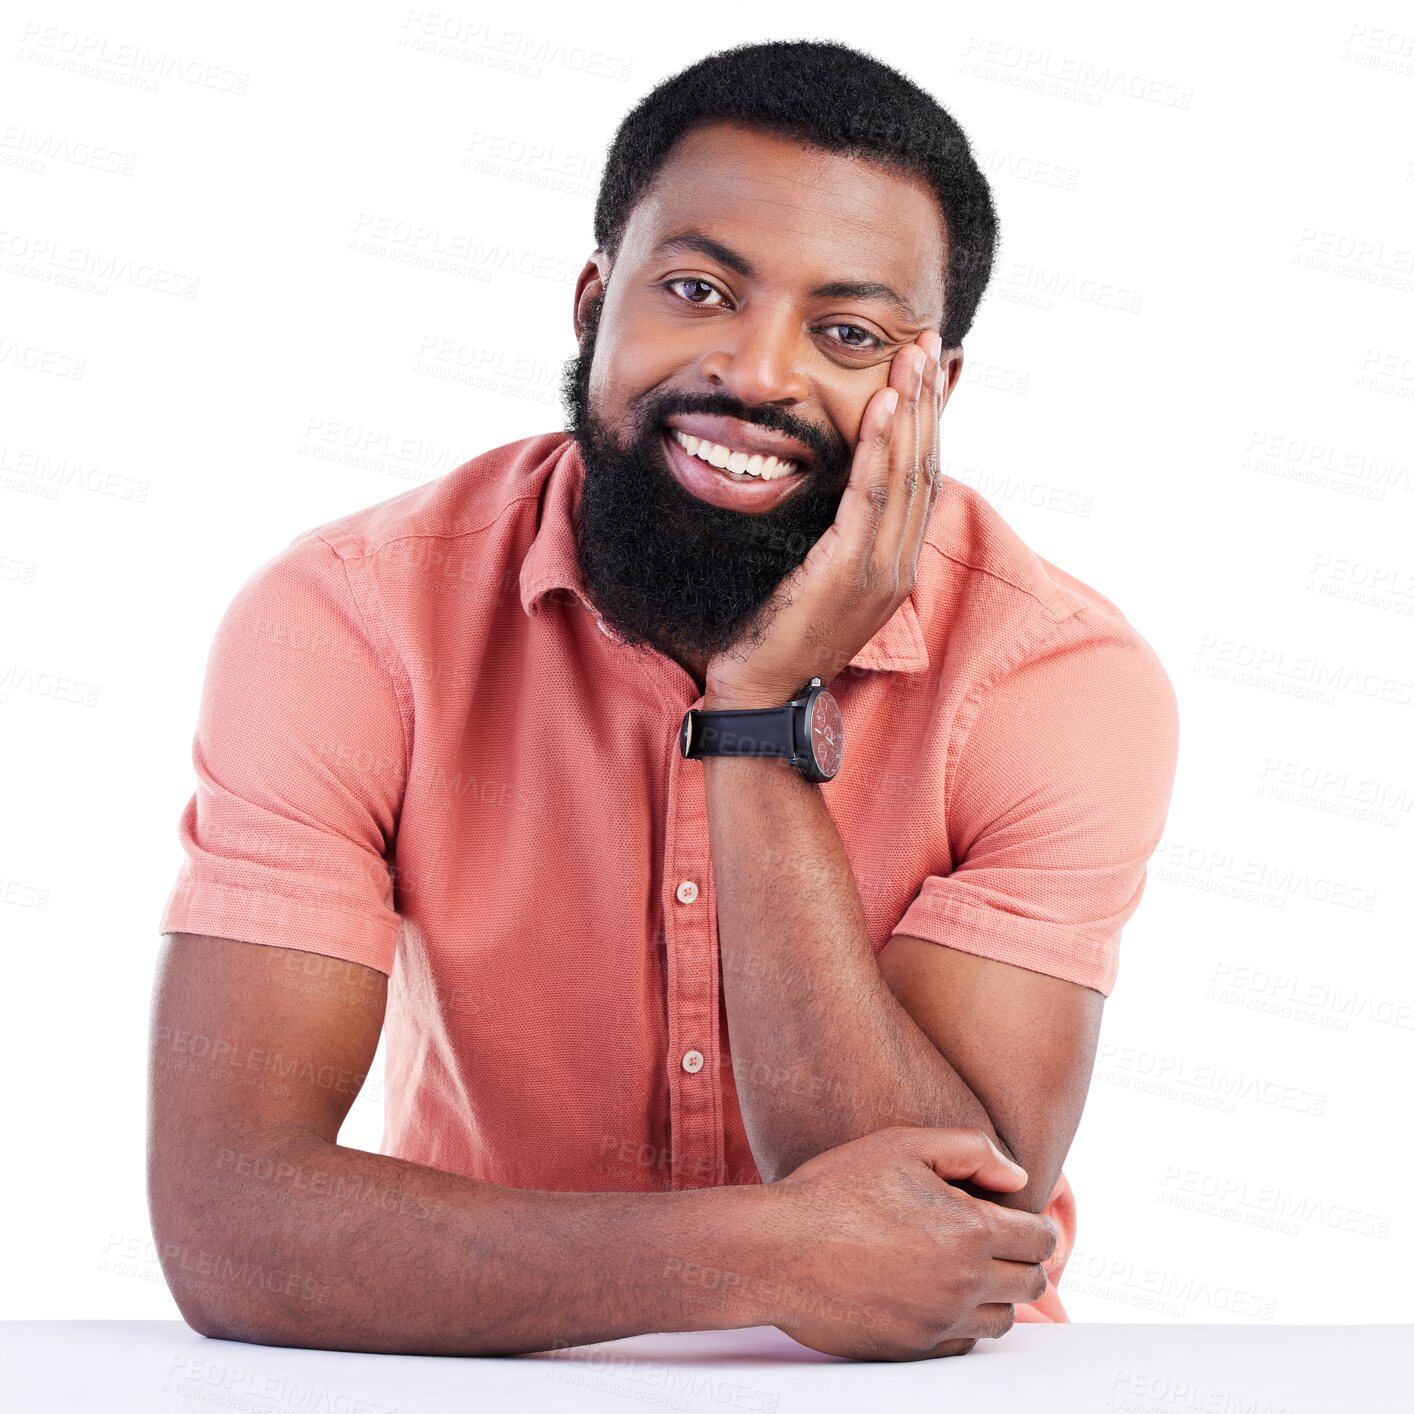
926, 1337, 978, 1359
984, 1256, 1050, 1307
871, 342, 927, 571
925, 345, 944, 514
989, 1207, 1060, 1264
957, 1303, 1017, 1342
899, 339, 943, 579
824, 380, 900, 565
913, 1126, 1028, 1192
922, 349, 952, 527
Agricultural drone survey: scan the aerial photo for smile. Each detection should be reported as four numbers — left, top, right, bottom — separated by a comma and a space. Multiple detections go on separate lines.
659, 429, 805, 512
668, 427, 799, 480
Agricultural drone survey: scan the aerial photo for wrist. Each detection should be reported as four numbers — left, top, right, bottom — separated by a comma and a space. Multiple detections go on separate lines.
667, 1183, 796, 1329
724, 1183, 798, 1328
701, 685, 794, 713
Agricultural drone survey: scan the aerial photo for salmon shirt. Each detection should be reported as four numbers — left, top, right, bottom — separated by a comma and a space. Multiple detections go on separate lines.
159, 431, 1180, 1321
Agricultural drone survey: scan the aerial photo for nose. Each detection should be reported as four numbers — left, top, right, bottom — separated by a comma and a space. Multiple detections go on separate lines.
698, 301, 811, 407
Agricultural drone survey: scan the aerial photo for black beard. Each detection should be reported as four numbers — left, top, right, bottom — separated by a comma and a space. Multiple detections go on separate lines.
558, 288, 848, 670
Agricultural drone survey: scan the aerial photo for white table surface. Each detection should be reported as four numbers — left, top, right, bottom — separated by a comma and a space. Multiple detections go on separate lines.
2, 1321, 1407, 1412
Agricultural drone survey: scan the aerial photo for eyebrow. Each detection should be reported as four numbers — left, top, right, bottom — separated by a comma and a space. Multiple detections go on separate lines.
650, 229, 928, 326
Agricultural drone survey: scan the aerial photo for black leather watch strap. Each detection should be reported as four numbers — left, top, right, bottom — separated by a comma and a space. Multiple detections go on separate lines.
680, 702, 795, 762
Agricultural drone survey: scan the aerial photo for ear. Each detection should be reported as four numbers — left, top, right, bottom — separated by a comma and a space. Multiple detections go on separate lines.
939, 347, 964, 411
572, 251, 611, 343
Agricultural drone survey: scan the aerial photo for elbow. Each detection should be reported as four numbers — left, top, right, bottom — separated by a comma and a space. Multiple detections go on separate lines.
182, 1304, 242, 1343
159, 1251, 233, 1343
167, 1270, 284, 1348
990, 1131, 1065, 1214
150, 1223, 227, 1342
148, 1127, 325, 1349
148, 1198, 268, 1347
1001, 1174, 1061, 1215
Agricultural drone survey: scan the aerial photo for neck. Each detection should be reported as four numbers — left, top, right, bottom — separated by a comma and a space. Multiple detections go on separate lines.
673, 649, 710, 699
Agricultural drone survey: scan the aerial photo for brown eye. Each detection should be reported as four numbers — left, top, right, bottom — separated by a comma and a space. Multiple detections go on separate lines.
661, 280, 884, 359
821, 323, 883, 351
664, 277, 726, 306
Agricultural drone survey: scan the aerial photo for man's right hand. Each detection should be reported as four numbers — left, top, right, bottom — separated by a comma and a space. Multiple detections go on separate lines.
766, 1126, 1058, 1361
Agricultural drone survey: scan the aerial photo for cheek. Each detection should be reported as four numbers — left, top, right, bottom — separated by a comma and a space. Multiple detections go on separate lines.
611, 291, 710, 385
848, 380, 890, 443
593, 340, 687, 429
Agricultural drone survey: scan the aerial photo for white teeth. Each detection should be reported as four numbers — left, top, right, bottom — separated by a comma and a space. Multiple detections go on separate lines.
670, 428, 798, 480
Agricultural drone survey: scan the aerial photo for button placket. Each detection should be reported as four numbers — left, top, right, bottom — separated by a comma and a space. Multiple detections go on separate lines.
663, 730, 721, 1189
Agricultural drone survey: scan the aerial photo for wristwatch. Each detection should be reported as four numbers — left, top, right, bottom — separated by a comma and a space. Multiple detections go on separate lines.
679, 676, 845, 784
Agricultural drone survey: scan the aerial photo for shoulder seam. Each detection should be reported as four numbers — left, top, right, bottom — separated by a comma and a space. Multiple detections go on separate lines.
920, 536, 1073, 623
314, 492, 550, 563
942, 603, 1109, 846
309, 530, 414, 787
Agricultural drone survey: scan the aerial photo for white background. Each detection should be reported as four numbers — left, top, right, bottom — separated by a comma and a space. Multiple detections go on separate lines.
2, 0, 1411, 1324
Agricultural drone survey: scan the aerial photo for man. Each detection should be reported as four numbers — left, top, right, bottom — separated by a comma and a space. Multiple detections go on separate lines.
150, 40, 1178, 1362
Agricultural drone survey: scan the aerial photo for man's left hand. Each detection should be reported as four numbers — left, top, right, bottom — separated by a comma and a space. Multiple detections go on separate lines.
703, 329, 948, 708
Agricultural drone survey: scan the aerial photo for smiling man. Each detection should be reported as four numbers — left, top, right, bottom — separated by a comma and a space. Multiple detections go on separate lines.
568, 121, 943, 683
150, 40, 1179, 1362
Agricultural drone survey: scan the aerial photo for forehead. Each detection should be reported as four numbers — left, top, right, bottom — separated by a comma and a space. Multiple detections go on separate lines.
624, 122, 946, 320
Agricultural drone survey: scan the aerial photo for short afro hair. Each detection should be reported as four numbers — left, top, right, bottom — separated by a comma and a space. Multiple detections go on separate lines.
591, 38, 999, 350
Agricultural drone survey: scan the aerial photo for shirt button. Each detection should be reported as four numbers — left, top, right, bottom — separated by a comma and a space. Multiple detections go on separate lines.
681, 1049, 704, 1073
675, 880, 699, 904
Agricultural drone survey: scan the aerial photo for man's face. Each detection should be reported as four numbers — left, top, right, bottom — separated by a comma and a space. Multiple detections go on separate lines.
560, 121, 947, 678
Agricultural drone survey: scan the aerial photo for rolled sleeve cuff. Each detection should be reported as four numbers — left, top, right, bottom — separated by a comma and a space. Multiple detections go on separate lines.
890, 882, 1120, 996
160, 880, 399, 977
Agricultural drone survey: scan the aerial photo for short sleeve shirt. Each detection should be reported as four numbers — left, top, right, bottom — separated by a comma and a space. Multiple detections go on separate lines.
159, 431, 1180, 1321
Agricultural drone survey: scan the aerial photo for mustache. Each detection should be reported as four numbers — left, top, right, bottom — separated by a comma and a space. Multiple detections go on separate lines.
638, 399, 837, 473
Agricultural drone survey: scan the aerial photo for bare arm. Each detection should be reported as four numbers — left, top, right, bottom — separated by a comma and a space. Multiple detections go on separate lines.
147, 932, 787, 1354
704, 751, 1102, 1210
876, 938, 1103, 1212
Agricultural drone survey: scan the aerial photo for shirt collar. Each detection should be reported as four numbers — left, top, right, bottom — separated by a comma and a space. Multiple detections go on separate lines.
519, 435, 930, 676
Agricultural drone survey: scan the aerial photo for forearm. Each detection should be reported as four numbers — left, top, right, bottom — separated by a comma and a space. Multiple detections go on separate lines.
704, 751, 1004, 1183
156, 1127, 788, 1354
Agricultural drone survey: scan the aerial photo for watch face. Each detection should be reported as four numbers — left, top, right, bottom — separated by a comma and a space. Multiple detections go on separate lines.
807, 691, 844, 778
